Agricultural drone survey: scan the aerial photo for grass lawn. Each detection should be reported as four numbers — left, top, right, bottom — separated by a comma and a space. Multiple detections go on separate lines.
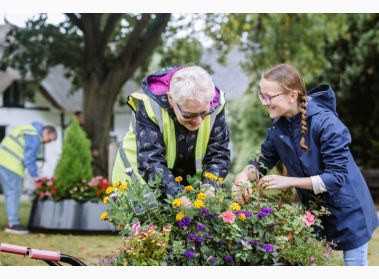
0, 199, 122, 266
0, 199, 378, 266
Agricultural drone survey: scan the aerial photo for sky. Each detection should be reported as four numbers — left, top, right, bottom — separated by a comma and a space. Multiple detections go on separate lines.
0, 13, 65, 27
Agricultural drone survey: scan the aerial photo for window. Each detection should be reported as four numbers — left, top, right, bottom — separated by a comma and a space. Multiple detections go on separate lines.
2, 81, 25, 108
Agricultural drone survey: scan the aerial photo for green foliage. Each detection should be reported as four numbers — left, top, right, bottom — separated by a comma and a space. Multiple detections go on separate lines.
54, 117, 93, 193
103, 167, 341, 266
206, 13, 379, 168
227, 94, 270, 173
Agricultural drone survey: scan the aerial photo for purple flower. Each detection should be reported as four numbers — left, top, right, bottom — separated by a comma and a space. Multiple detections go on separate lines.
196, 224, 206, 231
310, 256, 316, 266
219, 239, 225, 245
224, 255, 233, 263
124, 167, 133, 176
178, 217, 192, 228
184, 249, 195, 260
195, 235, 203, 244
235, 210, 252, 217
165, 258, 172, 265
210, 213, 219, 218
205, 234, 211, 240
199, 208, 209, 216
188, 233, 197, 241
109, 193, 118, 202
263, 243, 275, 254
208, 256, 217, 264
256, 207, 274, 218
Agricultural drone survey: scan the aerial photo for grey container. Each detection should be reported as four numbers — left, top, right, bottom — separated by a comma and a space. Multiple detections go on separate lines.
28, 199, 115, 232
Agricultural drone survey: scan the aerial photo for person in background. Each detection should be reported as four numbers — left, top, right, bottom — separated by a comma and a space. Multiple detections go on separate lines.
233, 63, 379, 266
0, 122, 57, 234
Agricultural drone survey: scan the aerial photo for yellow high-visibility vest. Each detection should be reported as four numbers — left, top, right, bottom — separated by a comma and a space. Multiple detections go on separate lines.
0, 124, 41, 177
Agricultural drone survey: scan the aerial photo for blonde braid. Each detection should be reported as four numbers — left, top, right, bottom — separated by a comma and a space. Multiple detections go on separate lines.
299, 94, 310, 152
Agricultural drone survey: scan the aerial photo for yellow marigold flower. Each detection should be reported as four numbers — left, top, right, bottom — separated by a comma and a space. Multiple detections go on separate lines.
176, 212, 185, 221
105, 186, 115, 195
204, 172, 218, 181
175, 176, 183, 183
113, 181, 121, 188
238, 213, 246, 221
100, 211, 108, 221
171, 198, 182, 208
184, 185, 194, 192
193, 199, 205, 209
103, 196, 109, 204
197, 192, 206, 200
218, 177, 224, 183
230, 202, 241, 211
119, 183, 128, 191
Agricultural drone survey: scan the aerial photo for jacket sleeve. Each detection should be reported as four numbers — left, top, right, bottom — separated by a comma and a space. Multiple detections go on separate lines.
316, 113, 350, 193
202, 107, 231, 185
251, 129, 280, 176
135, 102, 181, 198
23, 135, 40, 178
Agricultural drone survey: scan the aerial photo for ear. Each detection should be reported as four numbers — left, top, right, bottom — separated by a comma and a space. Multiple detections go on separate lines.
167, 92, 173, 107
289, 90, 299, 103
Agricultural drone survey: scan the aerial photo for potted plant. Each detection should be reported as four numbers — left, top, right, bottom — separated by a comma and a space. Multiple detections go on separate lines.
98, 167, 342, 266
28, 117, 114, 232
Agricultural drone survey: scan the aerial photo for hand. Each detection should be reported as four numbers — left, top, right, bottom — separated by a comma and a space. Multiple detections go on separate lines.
259, 174, 293, 190
231, 183, 252, 205
180, 196, 192, 207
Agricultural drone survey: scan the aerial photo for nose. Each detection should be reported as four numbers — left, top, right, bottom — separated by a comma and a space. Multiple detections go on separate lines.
190, 116, 203, 125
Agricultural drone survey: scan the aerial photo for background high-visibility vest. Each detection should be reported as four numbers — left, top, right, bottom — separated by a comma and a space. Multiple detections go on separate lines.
0, 124, 41, 177
112, 91, 225, 184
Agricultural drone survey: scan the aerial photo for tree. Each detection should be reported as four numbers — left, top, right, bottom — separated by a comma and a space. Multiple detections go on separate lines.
205, 14, 379, 169
0, 13, 171, 176
54, 116, 93, 193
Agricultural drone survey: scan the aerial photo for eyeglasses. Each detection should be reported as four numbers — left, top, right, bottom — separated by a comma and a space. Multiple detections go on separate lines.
258, 92, 287, 105
176, 101, 215, 120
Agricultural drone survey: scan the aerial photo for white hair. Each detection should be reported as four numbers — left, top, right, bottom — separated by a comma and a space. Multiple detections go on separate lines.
169, 66, 215, 105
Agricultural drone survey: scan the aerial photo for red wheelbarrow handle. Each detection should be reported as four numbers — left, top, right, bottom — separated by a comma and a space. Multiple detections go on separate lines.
0, 242, 60, 262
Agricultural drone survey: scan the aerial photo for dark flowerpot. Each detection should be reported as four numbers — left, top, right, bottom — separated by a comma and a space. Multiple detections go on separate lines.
28, 199, 115, 232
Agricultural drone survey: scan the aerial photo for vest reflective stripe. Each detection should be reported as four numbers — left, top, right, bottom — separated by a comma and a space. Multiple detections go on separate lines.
0, 145, 24, 161
112, 91, 226, 183
161, 110, 176, 169
0, 124, 40, 177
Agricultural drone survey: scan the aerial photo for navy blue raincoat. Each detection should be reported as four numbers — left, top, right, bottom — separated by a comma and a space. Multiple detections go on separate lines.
135, 67, 231, 198
254, 84, 379, 250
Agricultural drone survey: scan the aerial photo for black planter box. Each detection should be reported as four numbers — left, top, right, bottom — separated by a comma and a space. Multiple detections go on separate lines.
28, 199, 115, 232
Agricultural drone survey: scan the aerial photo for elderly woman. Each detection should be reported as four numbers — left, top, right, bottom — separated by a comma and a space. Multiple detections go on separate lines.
112, 65, 230, 200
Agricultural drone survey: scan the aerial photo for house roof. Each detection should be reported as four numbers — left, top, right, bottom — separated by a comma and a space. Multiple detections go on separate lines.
0, 24, 249, 113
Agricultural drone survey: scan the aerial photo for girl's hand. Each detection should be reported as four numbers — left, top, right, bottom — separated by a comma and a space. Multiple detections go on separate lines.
259, 174, 293, 190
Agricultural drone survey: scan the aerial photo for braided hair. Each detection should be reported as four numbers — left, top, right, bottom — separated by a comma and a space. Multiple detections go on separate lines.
262, 64, 310, 152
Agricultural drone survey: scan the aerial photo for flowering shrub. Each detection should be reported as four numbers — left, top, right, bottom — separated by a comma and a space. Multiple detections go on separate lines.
33, 176, 110, 202
101, 168, 341, 266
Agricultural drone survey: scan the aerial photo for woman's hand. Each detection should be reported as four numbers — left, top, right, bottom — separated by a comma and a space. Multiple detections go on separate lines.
258, 174, 293, 190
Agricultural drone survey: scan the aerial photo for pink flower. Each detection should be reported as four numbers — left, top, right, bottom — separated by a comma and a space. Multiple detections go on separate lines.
47, 180, 54, 187
303, 211, 316, 227
35, 182, 42, 189
221, 210, 236, 224
132, 221, 141, 235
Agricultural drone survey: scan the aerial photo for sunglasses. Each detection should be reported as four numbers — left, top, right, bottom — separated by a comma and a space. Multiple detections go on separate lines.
176, 101, 215, 120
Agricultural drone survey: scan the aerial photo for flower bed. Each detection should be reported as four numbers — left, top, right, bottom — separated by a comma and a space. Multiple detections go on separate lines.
33, 176, 110, 202
28, 176, 114, 232
99, 169, 341, 266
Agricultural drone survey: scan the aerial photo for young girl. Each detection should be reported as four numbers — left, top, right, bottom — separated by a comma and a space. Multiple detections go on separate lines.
234, 63, 378, 266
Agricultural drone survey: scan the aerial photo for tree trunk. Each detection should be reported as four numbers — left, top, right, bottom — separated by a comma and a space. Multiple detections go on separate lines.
83, 80, 114, 177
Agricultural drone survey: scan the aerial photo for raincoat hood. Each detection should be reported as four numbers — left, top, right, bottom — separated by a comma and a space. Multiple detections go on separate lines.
141, 66, 223, 110
307, 84, 337, 117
